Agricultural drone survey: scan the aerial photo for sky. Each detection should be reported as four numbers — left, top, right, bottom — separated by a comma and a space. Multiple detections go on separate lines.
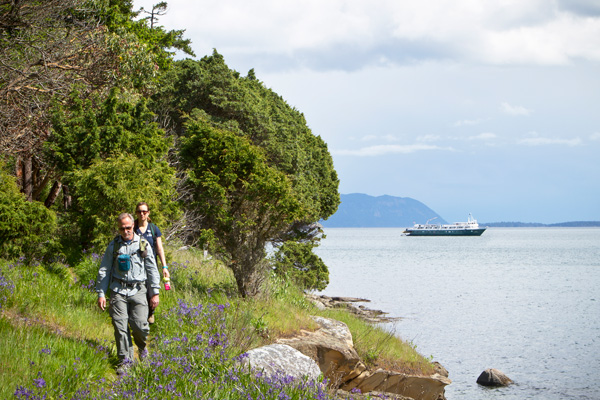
134, 0, 600, 223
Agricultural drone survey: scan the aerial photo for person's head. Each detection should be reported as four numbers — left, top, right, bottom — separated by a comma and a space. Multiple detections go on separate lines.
117, 213, 135, 241
135, 202, 151, 222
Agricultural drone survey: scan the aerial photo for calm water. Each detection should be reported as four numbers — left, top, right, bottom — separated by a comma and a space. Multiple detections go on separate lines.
314, 227, 600, 399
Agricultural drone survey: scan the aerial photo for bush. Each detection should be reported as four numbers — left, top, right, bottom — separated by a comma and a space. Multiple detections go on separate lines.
272, 241, 329, 291
71, 154, 178, 250
0, 166, 57, 261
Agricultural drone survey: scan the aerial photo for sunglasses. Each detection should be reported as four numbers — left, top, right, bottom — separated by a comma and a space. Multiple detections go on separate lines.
136, 210, 149, 214
119, 226, 133, 231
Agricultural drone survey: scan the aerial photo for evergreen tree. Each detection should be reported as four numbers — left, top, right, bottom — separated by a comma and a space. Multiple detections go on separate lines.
179, 116, 302, 297
0, 163, 57, 261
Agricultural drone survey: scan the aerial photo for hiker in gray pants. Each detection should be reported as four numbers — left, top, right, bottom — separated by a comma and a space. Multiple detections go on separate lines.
95, 213, 161, 374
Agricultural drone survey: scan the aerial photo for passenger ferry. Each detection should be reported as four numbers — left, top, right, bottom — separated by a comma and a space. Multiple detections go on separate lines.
403, 214, 486, 236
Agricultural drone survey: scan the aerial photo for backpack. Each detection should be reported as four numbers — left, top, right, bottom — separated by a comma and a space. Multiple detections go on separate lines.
112, 235, 149, 264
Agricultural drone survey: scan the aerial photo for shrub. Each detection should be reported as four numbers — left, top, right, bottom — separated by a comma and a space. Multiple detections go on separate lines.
272, 241, 329, 291
70, 154, 177, 250
0, 165, 57, 261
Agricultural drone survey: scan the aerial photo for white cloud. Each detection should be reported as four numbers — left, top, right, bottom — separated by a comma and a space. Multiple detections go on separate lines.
332, 143, 453, 156
501, 102, 533, 116
360, 135, 378, 142
590, 132, 600, 141
517, 132, 582, 146
134, 0, 600, 71
382, 134, 401, 142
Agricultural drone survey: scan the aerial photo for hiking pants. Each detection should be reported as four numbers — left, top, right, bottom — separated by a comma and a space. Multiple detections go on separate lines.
109, 285, 149, 363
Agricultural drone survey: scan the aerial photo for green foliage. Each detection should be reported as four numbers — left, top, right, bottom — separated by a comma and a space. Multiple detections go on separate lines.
154, 53, 340, 223
179, 116, 302, 296
47, 88, 171, 174
71, 154, 177, 250
45, 88, 178, 252
0, 166, 57, 261
272, 241, 329, 291
101, 0, 195, 74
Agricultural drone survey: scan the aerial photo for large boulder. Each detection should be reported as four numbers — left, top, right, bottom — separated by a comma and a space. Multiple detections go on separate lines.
476, 368, 513, 387
342, 369, 451, 400
333, 389, 413, 399
277, 316, 367, 386
277, 316, 451, 400
241, 343, 321, 381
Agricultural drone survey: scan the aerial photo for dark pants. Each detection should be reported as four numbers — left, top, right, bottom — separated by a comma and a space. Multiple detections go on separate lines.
146, 280, 157, 318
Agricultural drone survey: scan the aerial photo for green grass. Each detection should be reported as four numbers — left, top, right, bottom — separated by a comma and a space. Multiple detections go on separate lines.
0, 247, 434, 399
319, 309, 435, 376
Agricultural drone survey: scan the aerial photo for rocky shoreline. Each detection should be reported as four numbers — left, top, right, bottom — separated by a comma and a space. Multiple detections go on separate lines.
306, 294, 400, 324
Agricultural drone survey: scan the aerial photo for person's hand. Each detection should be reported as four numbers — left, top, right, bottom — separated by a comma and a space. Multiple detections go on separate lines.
150, 294, 159, 309
162, 268, 170, 279
98, 296, 106, 311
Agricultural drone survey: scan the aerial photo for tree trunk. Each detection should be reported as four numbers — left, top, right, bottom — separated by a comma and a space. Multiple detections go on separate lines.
63, 184, 72, 209
22, 155, 33, 201
15, 155, 23, 188
45, 181, 62, 208
32, 171, 51, 202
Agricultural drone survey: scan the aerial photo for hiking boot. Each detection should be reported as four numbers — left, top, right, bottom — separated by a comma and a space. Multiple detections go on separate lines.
116, 362, 131, 376
148, 314, 155, 324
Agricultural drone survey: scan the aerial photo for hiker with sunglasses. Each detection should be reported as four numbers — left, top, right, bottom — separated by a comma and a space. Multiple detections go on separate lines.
95, 213, 160, 374
134, 202, 169, 324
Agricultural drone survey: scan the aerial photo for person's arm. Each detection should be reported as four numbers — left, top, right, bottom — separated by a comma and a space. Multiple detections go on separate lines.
144, 244, 160, 309
95, 241, 114, 310
155, 236, 170, 279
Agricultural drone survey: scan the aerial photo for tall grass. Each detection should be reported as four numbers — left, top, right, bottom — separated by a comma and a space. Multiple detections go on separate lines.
0, 246, 433, 399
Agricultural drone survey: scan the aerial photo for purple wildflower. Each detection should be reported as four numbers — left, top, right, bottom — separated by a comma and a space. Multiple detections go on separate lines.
34, 377, 46, 388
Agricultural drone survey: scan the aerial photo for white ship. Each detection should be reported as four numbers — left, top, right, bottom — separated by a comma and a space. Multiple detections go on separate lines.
403, 214, 486, 236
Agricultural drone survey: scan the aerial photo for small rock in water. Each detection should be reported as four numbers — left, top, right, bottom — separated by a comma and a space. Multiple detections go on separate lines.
476, 368, 513, 387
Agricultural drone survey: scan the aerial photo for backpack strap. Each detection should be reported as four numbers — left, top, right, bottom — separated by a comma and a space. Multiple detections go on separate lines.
112, 235, 121, 261
109, 235, 121, 286
149, 222, 156, 239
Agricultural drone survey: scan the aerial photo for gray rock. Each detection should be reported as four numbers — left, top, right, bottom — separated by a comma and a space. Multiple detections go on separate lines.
476, 368, 513, 387
278, 316, 366, 386
241, 343, 322, 381
278, 316, 451, 400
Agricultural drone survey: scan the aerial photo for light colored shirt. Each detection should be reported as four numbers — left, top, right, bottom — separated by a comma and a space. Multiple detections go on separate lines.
95, 234, 160, 298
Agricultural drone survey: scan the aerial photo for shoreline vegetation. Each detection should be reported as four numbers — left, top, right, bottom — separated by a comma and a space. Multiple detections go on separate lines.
0, 245, 435, 400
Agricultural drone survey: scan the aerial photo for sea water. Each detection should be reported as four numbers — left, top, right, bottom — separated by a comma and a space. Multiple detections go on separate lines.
314, 227, 600, 399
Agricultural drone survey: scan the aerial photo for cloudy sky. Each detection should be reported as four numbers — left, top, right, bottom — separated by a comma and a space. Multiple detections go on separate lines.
134, 0, 600, 223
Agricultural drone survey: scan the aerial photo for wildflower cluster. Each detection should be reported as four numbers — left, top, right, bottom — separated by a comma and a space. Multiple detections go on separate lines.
12, 299, 340, 399
0, 267, 15, 310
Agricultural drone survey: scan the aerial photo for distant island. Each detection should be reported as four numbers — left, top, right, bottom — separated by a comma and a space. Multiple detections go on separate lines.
481, 221, 600, 227
321, 193, 446, 228
321, 194, 600, 228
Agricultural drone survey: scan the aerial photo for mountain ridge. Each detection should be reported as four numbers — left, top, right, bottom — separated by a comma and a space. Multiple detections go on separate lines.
320, 193, 446, 228
321, 193, 600, 228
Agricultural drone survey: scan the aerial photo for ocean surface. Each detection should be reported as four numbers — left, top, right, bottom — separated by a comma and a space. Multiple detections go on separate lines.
314, 227, 600, 400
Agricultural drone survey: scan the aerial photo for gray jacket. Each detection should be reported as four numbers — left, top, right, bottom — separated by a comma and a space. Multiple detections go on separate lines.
95, 234, 161, 298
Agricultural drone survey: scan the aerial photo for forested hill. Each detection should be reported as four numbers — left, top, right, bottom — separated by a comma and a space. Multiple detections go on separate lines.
320, 193, 446, 228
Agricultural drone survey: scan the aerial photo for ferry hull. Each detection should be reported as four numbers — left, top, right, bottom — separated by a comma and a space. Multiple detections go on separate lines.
404, 228, 486, 236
